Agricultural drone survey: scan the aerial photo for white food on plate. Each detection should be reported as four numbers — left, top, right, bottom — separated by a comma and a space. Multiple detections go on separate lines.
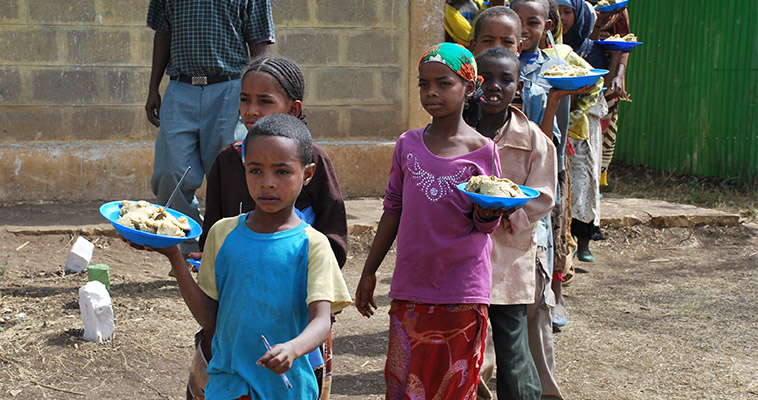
542, 64, 590, 78
116, 200, 190, 237
465, 175, 526, 198
604, 33, 638, 42
596, 0, 621, 7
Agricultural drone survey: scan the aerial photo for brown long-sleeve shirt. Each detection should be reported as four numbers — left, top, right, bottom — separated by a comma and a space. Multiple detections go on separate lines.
489, 106, 557, 305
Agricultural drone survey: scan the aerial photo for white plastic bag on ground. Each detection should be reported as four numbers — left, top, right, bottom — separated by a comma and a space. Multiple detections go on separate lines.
65, 236, 94, 273
78, 281, 115, 342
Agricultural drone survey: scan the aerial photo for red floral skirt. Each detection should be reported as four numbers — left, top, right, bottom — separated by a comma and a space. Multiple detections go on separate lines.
385, 301, 488, 400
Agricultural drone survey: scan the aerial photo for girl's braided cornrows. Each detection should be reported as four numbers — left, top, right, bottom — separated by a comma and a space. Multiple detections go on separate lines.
242, 56, 306, 119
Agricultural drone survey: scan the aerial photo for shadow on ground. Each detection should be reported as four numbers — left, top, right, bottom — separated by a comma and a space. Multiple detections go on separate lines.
332, 370, 385, 396
333, 331, 388, 358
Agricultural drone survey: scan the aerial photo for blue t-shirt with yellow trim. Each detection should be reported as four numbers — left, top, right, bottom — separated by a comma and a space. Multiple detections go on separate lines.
197, 214, 351, 400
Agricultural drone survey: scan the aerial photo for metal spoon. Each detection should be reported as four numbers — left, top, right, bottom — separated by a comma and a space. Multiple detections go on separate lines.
156, 165, 191, 218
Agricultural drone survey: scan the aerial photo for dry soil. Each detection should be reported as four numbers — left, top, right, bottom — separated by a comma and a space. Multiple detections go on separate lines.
0, 212, 756, 399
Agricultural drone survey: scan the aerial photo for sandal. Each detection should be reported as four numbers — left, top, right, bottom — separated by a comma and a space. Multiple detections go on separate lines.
563, 259, 576, 285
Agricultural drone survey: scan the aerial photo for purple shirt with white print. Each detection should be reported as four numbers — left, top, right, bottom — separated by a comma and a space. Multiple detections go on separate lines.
383, 127, 501, 305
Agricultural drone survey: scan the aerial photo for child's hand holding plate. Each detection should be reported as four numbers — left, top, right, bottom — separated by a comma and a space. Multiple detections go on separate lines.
458, 176, 540, 212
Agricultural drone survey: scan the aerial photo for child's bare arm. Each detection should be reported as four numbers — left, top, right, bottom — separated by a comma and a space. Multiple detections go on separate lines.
120, 237, 218, 331
256, 300, 331, 375
605, 52, 628, 100
356, 212, 399, 318
161, 246, 218, 331
540, 86, 596, 140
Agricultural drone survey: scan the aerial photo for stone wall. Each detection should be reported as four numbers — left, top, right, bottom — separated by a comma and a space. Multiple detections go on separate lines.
0, 0, 442, 202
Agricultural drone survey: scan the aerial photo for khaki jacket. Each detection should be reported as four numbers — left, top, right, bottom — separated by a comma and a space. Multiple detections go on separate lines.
489, 106, 557, 305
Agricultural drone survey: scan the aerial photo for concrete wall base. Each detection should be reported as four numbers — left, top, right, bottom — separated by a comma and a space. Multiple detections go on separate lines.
0, 141, 394, 203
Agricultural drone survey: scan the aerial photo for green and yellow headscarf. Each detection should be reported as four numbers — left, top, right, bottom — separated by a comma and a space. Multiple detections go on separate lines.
419, 42, 482, 86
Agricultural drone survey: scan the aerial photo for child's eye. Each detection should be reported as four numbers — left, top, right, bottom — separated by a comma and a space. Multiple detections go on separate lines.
248, 168, 261, 174
418, 82, 428, 88
276, 169, 290, 175
240, 97, 249, 103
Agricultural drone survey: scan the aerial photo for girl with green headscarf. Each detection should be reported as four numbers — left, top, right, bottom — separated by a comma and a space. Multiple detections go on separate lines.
419, 42, 482, 86
356, 42, 504, 399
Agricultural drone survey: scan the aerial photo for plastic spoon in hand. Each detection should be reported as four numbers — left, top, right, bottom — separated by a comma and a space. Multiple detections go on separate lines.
492, 138, 497, 179
261, 335, 293, 389
157, 165, 191, 218
546, 31, 567, 66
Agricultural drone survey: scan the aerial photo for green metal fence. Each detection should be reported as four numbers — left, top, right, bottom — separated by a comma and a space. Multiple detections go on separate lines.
616, 1, 758, 185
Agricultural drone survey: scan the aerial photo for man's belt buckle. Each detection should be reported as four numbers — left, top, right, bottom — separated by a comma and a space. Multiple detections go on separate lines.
191, 76, 208, 86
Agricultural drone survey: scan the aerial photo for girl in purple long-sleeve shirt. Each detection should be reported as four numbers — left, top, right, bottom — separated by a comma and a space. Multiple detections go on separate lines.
356, 43, 503, 400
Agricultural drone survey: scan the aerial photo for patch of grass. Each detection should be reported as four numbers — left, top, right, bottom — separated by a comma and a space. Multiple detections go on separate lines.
602, 163, 758, 218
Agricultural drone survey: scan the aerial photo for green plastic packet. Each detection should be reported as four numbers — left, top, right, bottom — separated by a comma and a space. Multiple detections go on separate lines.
87, 264, 110, 292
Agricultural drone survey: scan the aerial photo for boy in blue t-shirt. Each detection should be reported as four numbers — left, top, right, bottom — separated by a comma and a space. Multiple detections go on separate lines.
125, 114, 352, 399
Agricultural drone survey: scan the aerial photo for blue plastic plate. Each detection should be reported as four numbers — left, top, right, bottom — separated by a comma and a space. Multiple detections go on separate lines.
596, 40, 643, 51
456, 182, 540, 211
595, 0, 630, 13
539, 69, 608, 91
100, 201, 202, 249
186, 258, 202, 268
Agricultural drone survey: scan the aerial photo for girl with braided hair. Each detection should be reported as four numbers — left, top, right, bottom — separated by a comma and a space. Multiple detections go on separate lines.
185, 56, 347, 400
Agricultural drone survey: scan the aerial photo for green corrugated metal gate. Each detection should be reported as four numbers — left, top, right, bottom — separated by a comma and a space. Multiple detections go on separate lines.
617, 1, 758, 185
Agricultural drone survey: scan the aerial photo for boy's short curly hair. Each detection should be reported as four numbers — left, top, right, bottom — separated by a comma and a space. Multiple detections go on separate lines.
244, 114, 312, 166
473, 6, 522, 41
510, 0, 551, 19
476, 46, 521, 72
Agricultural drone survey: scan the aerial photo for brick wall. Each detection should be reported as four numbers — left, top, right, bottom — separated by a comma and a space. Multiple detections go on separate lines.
0, 0, 442, 202
0, 0, 154, 142
271, 0, 408, 141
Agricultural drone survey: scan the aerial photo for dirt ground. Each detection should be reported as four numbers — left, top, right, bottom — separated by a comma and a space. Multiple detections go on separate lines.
0, 205, 757, 399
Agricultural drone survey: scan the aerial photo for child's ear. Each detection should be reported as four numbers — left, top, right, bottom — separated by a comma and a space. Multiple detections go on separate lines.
469, 39, 477, 55
302, 162, 316, 186
288, 100, 303, 119
544, 18, 555, 33
517, 79, 524, 93
516, 40, 524, 56
465, 79, 476, 98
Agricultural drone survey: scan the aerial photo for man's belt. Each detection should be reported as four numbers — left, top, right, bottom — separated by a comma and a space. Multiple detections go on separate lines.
170, 75, 240, 86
